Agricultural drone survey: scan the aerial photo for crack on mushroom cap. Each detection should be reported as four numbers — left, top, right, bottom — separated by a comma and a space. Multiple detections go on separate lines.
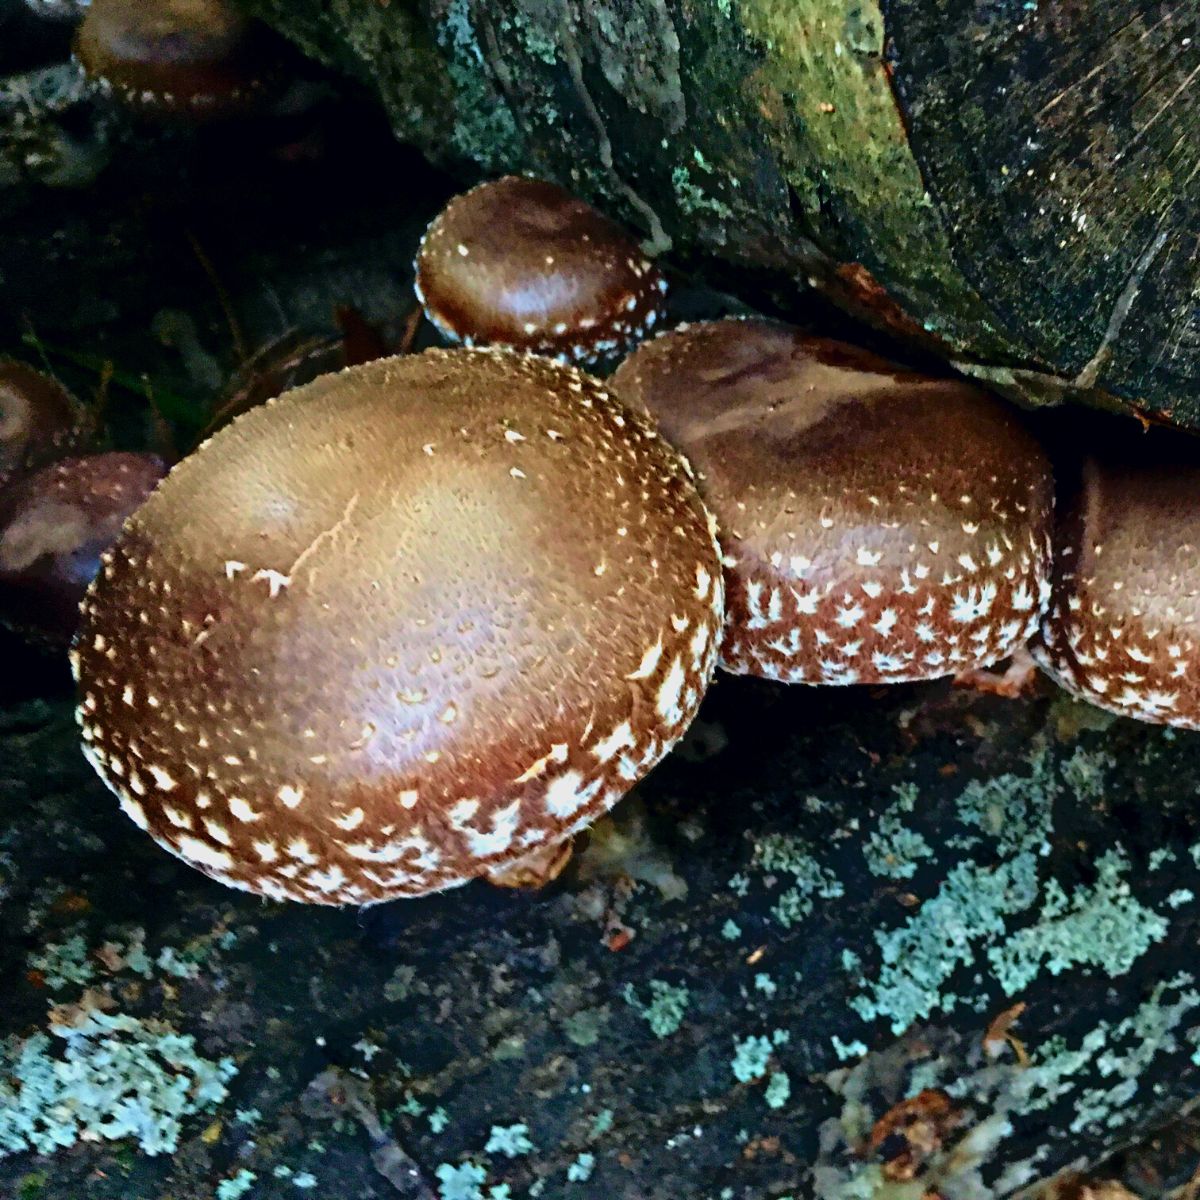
73, 347, 724, 904
611, 318, 1054, 685
414, 176, 669, 366
1033, 450, 1200, 728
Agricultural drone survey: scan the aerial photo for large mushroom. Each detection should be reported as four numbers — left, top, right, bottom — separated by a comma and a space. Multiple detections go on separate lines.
72, 348, 724, 903
1033, 447, 1200, 728
414, 176, 668, 365
611, 319, 1054, 685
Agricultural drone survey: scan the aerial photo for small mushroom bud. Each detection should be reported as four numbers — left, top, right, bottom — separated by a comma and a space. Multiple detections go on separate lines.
414, 176, 668, 365
0, 451, 166, 645
0, 358, 84, 495
612, 319, 1053, 684
74, 0, 278, 119
1033, 449, 1200, 727
73, 348, 723, 904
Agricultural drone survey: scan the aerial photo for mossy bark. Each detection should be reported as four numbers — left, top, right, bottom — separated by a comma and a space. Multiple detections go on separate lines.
238, 0, 1200, 432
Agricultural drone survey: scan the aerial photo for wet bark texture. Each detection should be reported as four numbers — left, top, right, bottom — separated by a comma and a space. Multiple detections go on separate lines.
237, 0, 1200, 432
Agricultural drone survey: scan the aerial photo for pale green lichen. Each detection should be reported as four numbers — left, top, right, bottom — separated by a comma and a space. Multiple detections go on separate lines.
436, 1161, 487, 1200
566, 1152, 595, 1183
720, 918, 742, 940
731, 1035, 773, 1082
849, 743, 1174, 1035
484, 1123, 535, 1157
216, 1170, 256, 1199
623, 980, 689, 1038
429, 1106, 450, 1134
28, 935, 94, 990
862, 813, 933, 880
764, 1071, 791, 1108
989, 848, 1167, 991
754, 833, 844, 927
0, 1009, 237, 1158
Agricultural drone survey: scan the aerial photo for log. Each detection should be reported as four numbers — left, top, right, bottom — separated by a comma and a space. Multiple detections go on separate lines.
237, 0, 1200, 432
5, 676, 1200, 1199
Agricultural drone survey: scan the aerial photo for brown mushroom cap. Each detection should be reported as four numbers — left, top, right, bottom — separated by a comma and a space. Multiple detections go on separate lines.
72, 348, 723, 904
611, 319, 1053, 684
414, 176, 668, 365
1033, 450, 1200, 727
74, 0, 275, 118
0, 358, 83, 494
0, 451, 166, 646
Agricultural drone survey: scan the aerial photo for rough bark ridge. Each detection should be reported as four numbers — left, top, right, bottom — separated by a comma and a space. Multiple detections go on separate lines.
238, 0, 1200, 432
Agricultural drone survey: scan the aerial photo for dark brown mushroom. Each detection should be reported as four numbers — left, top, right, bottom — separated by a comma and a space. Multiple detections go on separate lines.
611, 318, 1054, 684
0, 451, 166, 646
74, 0, 278, 119
414, 176, 668, 365
0, 358, 84, 495
1033, 449, 1200, 727
72, 348, 724, 904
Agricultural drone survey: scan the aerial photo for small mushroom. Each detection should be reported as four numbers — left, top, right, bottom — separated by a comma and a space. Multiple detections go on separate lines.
611, 318, 1053, 684
414, 176, 668, 365
0, 358, 84, 495
73, 348, 724, 904
1033, 448, 1200, 728
74, 0, 278, 119
0, 451, 166, 645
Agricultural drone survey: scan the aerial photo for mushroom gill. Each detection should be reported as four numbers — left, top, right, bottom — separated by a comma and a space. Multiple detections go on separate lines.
73, 348, 724, 903
611, 318, 1054, 685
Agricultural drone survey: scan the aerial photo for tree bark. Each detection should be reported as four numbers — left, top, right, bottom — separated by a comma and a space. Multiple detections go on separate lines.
238, 0, 1200, 432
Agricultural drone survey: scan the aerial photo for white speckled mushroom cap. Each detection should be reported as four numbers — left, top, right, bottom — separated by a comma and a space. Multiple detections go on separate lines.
414, 176, 668, 365
72, 348, 724, 904
1033, 451, 1200, 728
611, 319, 1054, 685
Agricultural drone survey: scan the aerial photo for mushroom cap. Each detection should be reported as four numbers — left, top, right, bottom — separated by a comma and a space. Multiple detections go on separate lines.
414, 176, 668, 365
74, 0, 273, 117
1033, 450, 1200, 728
0, 452, 166, 646
0, 358, 83, 494
611, 319, 1054, 684
72, 348, 724, 904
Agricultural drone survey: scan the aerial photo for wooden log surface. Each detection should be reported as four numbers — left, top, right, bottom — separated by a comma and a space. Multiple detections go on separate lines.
235, 0, 1200, 432
5, 671, 1200, 1199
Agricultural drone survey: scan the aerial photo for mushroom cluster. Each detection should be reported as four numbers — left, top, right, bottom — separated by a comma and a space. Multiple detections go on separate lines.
64, 172, 1200, 909
73, 348, 723, 903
